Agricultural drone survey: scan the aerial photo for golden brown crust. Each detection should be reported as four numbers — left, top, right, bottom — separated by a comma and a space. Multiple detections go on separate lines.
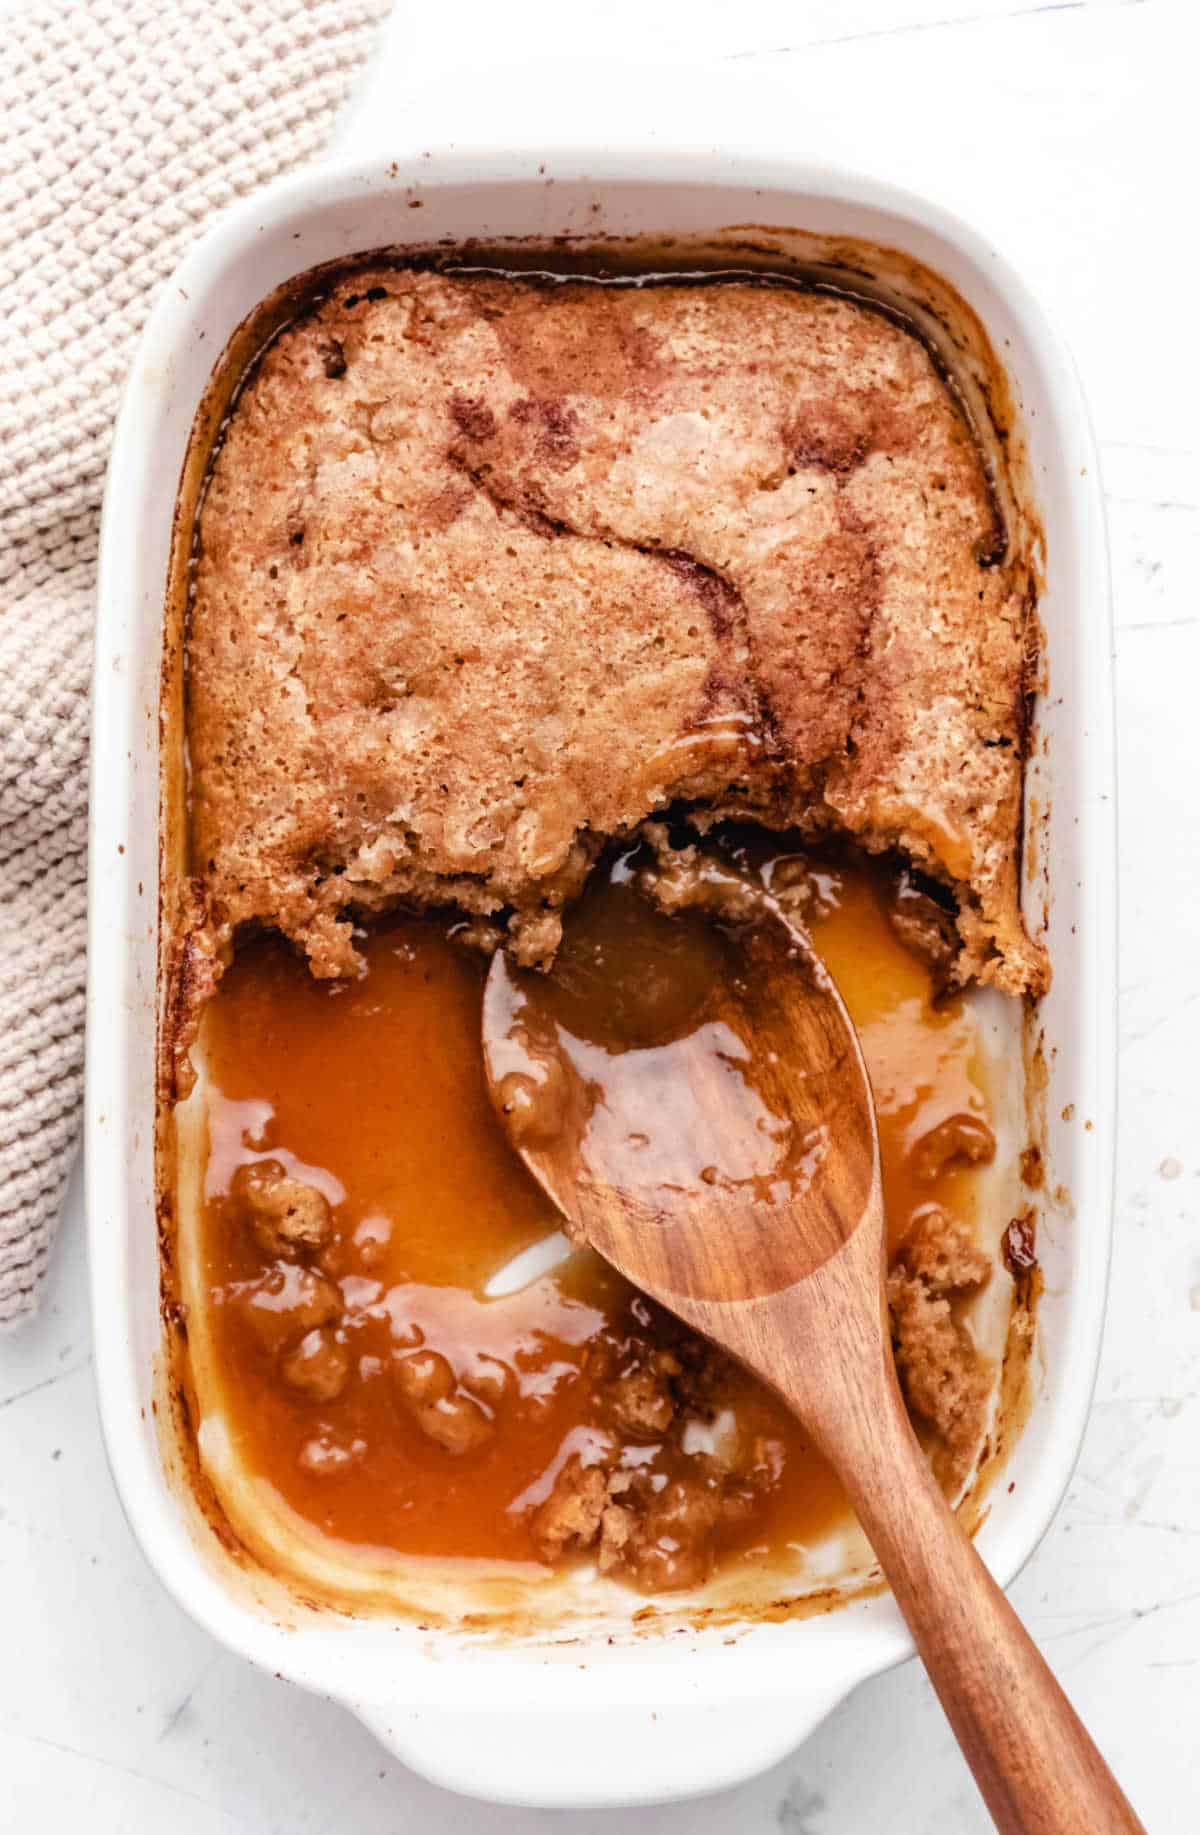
187, 269, 1046, 993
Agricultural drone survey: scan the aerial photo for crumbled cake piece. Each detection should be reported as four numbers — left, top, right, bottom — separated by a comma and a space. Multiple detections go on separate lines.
530, 1456, 610, 1562
887, 1206, 993, 1480
392, 1349, 496, 1455
231, 1158, 333, 1260
186, 267, 1046, 996
911, 1116, 997, 1184
598, 1468, 726, 1592
897, 1201, 994, 1292
530, 1444, 749, 1593
884, 865, 962, 992
525, 1319, 780, 1591
601, 1351, 680, 1439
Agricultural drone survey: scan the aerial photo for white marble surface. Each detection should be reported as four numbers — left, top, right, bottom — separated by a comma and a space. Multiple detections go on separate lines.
2, 1, 1197, 1828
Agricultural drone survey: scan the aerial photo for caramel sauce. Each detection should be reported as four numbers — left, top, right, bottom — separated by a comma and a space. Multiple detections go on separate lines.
198, 849, 991, 1581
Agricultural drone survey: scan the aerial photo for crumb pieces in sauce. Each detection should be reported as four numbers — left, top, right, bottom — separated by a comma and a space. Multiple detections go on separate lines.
911, 1114, 997, 1183
280, 1326, 350, 1402
884, 866, 963, 994
393, 1349, 497, 1455
199, 842, 1000, 1594
234, 1263, 342, 1355
888, 1205, 992, 1470
232, 1159, 333, 1258
529, 1320, 792, 1590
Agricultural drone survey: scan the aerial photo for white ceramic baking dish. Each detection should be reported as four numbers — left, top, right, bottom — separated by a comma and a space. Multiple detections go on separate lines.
86, 39, 1115, 1811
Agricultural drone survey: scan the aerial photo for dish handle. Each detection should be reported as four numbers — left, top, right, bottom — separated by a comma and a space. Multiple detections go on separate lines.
349, 1682, 851, 1808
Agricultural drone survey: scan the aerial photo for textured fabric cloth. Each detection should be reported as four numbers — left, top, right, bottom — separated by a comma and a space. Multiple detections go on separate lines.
0, 0, 389, 1325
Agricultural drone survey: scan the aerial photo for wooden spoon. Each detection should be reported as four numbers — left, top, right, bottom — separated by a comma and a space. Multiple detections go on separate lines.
482, 855, 1143, 1835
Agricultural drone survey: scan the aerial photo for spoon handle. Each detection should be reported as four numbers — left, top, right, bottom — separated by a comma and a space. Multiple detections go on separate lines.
832, 1391, 1142, 1833
737, 1253, 1147, 1835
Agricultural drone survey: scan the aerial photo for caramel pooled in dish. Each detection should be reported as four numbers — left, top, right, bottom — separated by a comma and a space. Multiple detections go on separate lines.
196, 844, 997, 1594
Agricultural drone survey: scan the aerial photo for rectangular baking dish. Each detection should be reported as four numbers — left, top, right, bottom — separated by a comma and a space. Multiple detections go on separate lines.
87, 54, 1115, 1810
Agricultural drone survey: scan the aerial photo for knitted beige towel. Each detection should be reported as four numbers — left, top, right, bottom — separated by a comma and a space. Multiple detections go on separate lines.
0, 0, 389, 1325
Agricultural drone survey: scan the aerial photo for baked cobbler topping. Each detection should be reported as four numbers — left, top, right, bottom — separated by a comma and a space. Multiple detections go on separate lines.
186, 267, 1044, 1001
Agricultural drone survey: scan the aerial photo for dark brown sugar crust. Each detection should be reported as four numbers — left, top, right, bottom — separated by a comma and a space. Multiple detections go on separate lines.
186, 267, 1047, 994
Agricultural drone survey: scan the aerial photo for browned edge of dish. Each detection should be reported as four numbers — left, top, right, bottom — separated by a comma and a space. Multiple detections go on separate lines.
154, 226, 1048, 1635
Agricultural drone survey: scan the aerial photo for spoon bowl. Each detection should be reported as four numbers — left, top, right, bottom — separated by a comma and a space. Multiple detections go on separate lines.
483, 857, 877, 1306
